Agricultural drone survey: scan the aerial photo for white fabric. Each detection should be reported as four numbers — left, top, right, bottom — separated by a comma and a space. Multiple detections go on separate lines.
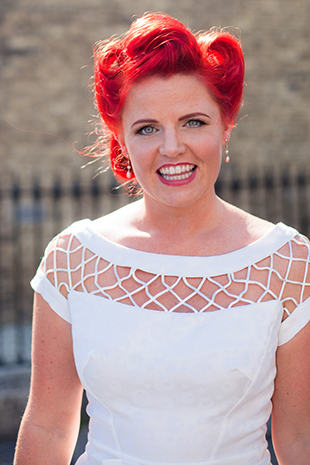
30, 220, 310, 465
31, 268, 71, 323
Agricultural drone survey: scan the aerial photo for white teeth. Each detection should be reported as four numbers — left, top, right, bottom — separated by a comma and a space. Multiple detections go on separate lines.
159, 164, 195, 177
161, 170, 194, 181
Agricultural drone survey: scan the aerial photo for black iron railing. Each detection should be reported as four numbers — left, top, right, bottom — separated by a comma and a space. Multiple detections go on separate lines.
0, 163, 310, 365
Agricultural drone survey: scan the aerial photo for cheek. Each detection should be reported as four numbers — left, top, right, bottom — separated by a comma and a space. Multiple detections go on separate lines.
127, 149, 150, 183
128, 140, 156, 167
128, 146, 146, 169
196, 138, 221, 160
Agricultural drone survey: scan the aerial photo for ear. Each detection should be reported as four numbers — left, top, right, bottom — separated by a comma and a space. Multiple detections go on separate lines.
222, 123, 233, 145
114, 129, 127, 156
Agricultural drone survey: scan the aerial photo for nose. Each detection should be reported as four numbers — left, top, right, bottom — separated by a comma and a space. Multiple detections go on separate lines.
159, 128, 186, 158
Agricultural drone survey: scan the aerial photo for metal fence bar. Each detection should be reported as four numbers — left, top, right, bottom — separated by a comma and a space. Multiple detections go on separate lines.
0, 164, 310, 365
0, 172, 129, 365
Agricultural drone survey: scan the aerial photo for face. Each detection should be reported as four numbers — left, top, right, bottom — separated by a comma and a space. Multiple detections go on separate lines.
118, 74, 231, 211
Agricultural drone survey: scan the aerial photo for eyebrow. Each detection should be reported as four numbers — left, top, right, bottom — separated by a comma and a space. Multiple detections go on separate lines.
180, 112, 211, 120
131, 112, 211, 128
131, 119, 158, 128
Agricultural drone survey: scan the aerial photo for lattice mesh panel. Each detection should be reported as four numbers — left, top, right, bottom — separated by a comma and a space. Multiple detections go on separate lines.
42, 232, 310, 316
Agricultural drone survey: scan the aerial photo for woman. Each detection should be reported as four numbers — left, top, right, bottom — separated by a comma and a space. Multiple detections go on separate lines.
14, 13, 310, 465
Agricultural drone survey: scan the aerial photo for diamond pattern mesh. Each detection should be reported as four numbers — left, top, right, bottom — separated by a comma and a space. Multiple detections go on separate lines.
41, 232, 310, 316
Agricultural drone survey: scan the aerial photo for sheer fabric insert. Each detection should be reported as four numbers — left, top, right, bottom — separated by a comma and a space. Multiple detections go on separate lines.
41, 232, 310, 316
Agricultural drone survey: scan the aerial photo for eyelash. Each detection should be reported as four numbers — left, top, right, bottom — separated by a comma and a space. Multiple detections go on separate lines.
136, 119, 207, 135
185, 119, 206, 127
136, 125, 157, 135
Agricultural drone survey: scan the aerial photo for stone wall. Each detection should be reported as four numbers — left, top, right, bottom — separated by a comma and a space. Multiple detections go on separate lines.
0, 0, 309, 445
1, 0, 309, 184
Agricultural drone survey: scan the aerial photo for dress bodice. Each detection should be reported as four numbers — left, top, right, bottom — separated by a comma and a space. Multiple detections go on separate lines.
31, 220, 310, 465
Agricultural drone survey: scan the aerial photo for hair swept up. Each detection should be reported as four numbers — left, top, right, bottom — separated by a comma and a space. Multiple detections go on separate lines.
90, 12, 245, 182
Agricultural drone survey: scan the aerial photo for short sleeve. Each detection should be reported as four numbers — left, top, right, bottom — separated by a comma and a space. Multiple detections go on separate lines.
278, 297, 310, 346
30, 230, 73, 324
30, 267, 71, 324
30, 219, 94, 324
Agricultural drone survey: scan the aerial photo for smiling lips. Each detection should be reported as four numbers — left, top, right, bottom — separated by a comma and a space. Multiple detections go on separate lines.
158, 164, 196, 181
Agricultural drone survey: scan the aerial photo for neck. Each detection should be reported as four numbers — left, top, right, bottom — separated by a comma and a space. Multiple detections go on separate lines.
135, 192, 226, 242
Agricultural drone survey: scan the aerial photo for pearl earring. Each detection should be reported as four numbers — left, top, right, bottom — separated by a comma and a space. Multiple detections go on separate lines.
126, 158, 132, 179
122, 147, 132, 179
224, 139, 230, 163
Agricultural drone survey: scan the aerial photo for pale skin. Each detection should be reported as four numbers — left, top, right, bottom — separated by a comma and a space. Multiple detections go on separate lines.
14, 293, 83, 465
14, 74, 310, 464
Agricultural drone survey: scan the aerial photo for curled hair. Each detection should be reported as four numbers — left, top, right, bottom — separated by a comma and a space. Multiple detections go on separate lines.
90, 13, 245, 182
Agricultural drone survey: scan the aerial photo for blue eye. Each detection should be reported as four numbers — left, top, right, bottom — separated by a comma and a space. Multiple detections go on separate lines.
137, 125, 156, 135
186, 119, 205, 127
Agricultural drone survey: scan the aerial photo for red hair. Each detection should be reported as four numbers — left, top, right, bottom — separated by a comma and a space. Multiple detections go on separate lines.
92, 13, 245, 182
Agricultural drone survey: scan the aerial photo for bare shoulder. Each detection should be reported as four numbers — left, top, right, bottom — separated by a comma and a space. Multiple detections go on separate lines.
242, 212, 275, 242
92, 200, 278, 254
92, 199, 144, 243
219, 202, 276, 250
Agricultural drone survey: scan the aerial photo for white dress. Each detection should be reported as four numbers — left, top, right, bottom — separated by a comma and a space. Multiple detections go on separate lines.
31, 219, 310, 465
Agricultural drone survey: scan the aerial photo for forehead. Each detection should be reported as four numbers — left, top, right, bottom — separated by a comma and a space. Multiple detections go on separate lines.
121, 74, 219, 121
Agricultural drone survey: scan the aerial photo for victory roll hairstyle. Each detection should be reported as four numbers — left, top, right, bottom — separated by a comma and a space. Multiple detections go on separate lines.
91, 13, 245, 182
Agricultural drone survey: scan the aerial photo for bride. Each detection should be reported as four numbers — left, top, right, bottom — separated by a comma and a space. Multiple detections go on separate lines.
14, 12, 310, 465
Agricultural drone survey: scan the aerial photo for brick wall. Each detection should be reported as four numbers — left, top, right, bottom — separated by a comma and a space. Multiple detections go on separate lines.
1, 0, 309, 183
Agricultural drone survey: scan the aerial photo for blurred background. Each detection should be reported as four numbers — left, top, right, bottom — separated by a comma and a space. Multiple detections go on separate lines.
0, 0, 309, 463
